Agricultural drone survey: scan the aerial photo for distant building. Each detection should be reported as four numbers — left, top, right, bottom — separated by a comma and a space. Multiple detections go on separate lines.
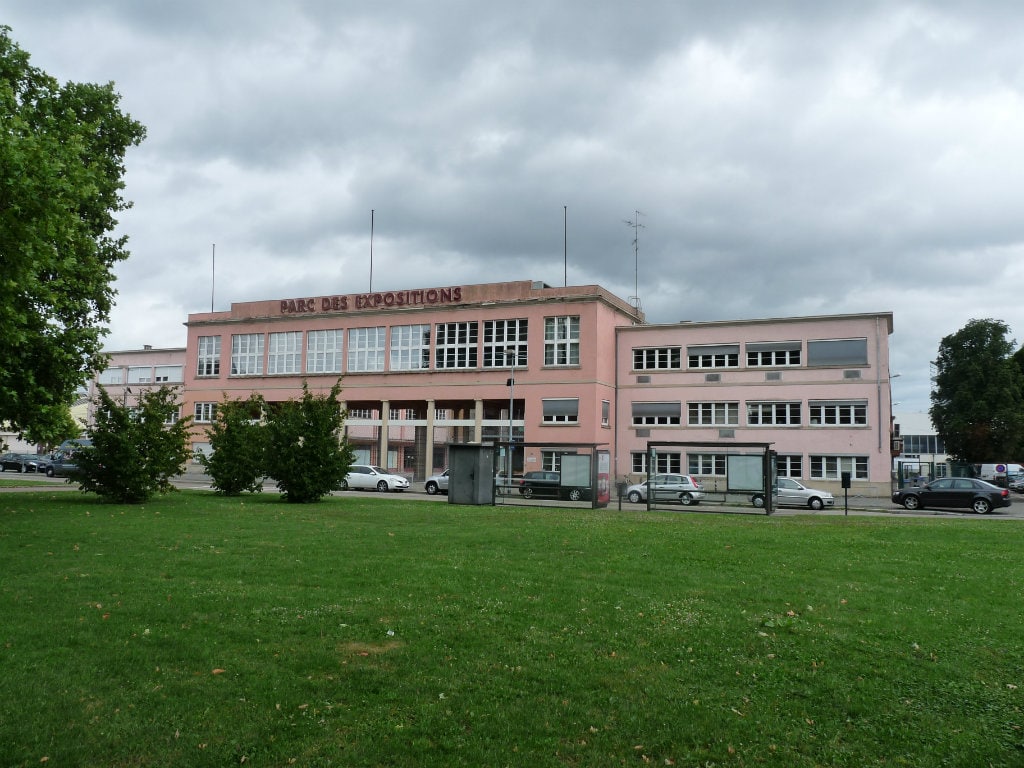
892, 411, 949, 483
88, 345, 187, 424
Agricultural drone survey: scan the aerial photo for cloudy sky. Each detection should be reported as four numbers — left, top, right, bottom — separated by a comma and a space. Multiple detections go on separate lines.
8, 1, 1024, 412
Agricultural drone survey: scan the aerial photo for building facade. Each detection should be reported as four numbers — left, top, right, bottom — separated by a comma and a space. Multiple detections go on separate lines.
172, 279, 895, 496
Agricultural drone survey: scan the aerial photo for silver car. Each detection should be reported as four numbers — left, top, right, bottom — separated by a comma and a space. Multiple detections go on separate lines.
341, 465, 410, 492
424, 469, 449, 495
751, 478, 834, 510
625, 474, 705, 505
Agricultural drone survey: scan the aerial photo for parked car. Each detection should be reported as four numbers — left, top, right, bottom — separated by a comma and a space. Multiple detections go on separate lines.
892, 477, 1011, 514
625, 474, 705, 505
1009, 475, 1024, 493
340, 465, 410, 492
517, 470, 590, 501
0, 452, 44, 473
751, 478, 835, 510
46, 449, 83, 478
424, 469, 449, 495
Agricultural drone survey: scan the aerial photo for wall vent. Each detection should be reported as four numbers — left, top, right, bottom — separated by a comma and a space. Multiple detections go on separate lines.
766, 371, 782, 381
719, 429, 735, 438
635, 428, 651, 438
637, 375, 651, 384
705, 373, 721, 383
843, 370, 862, 379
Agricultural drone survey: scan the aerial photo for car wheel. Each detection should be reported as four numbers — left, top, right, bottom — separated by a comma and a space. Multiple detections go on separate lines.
808, 497, 824, 511
679, 492, 694, 505
973, 498, 992, 515
522, 486, 534, 499
751, 494, 765, 508
340, 479, 349, 491
377, 480, 389, 492
567, 488, 582, 501
902, 495, 921, 510
425, 482, 438, 495
46, 466, 55, 478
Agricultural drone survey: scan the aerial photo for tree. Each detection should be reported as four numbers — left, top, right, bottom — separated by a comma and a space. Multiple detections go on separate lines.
0, 27, 146, 439
197, 394, 268, 495
75, 386, 192, 503
22, 403, 83, 452
264, 381, 354, 503
930, 319, 1024, 463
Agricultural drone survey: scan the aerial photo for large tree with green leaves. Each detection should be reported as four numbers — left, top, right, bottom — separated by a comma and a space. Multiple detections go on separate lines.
0, 27, 146, 439
264, 381, 354, 503
930, 318, 1024, 463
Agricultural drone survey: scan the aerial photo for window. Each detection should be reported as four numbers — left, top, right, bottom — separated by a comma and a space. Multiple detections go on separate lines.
688, 402, 739, 426
687, 344, 739, 369
903, 434, 946, 454
127, 366, 151, 384
268, 331, 302, 375
807, 338, 868, 367
194, 402, 217, 423
348, 327, 385, 372
542, 398, 579, 424
98, 368, 124, 385
808, 400, 867, 426
746, 341, 801, 367
775, 454, 802, 478
747, 402, 801, 426
436, 322, 479, 369
484, 319, 528, 367
632, 451, 647, 473
390, 324, 431, 371
541, 451, 576, 471
810, 455, 868, 480
544, 316, 580, 366
348, 408, 374, 419
650, 451, 682, 474
631, 402, 681, 426
197, 336, 221, 377
688, 453, 726, 475
307, 330, 343, 374
601, 400, 610, 427
633, 347, 681, 370
164, 407, 181, 426
154, 365, 183, 383
231, 333, 264, 376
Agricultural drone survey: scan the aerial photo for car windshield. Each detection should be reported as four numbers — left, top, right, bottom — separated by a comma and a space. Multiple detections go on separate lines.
369, 466, 388, 474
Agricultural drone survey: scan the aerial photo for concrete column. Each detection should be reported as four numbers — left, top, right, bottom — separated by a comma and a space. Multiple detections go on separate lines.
380, 400, 390, 469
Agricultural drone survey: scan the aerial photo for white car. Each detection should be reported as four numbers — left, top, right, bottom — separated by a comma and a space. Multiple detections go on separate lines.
751, 478, 834, 510
625, 474, 705, 505
424, 470, 449, 495
341, 465, 410, 492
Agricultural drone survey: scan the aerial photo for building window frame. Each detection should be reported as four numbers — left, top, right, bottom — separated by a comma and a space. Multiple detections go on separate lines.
197, 335, 221, 377
194, 402, 217, 423
542, 398, 579, 424
347, 327, 386, 373
306, 329, 343, 374
230, 333, 264, 376
747, 401, 802, 426
435, 321, 479, 369
631, 402, 681, 427
544, 316, 580, 367
688, 401, 739, 426
633, 346, 681, 371
808, 400, 868, 426
390, 324, 432, 371
810, 455, 868, 480
686, 344, 739, 369
483, 319, 528, 368
688, 453, 726, 476
268, 331, 302, 375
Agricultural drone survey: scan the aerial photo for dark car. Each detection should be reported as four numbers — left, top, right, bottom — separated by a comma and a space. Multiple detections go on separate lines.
0, 453, 44, 473
46, 449, 83, 478
892, 477, 1012, 514
517, 470, 590, 501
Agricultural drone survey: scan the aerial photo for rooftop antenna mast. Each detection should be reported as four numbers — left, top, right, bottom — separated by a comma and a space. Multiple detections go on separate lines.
369, 209, 375, 292
210, 243, 215, 312
623, 210, 645, 313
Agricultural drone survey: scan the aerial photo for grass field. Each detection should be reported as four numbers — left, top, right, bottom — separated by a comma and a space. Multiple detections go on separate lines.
1, 489, 1023, 767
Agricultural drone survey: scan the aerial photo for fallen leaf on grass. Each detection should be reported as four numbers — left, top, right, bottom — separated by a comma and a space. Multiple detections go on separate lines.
211, 668, 226, 675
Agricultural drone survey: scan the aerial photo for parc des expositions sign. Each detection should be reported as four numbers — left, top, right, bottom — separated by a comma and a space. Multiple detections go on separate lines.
279, 286, 464, 315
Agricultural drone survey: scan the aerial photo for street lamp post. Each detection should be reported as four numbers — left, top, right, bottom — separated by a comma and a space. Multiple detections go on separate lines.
505, 345, 516, 484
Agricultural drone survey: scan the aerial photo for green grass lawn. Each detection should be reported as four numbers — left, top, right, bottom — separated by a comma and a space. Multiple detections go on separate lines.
1, 490, 1023, 767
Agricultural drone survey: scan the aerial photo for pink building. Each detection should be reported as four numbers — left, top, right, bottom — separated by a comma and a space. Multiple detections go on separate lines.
179, 279, 895, 496
91, 345, 186, 421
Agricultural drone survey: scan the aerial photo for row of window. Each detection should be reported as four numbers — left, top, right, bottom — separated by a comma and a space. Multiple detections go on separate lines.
633, 400, 868, 427
98, 365, 184, 386
196, 317, 580, 377
632, 338, 869, 371
631, 451, 869, 480
192, 397, 867, 428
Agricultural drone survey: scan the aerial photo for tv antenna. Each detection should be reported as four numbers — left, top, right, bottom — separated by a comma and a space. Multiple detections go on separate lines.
623, 210, 645, 312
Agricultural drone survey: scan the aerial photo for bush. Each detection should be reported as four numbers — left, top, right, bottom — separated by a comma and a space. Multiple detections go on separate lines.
75, 385, 192, 503
197, 394, 268, 495
263, 380, 354, 503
